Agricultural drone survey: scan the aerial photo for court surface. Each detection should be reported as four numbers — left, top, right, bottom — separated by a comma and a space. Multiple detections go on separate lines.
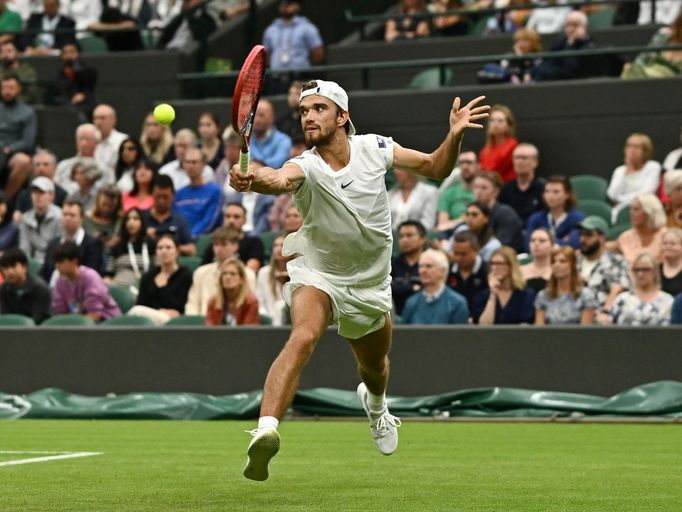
1, 419, 679, 511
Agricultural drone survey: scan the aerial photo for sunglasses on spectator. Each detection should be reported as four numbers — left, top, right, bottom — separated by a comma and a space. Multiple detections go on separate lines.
632, 267, 653, 273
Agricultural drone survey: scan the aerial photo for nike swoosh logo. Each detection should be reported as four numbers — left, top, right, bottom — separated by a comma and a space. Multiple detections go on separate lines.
341, 180, 353, 189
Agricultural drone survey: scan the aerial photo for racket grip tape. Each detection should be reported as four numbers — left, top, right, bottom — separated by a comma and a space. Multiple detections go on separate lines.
239, 150, 250, 173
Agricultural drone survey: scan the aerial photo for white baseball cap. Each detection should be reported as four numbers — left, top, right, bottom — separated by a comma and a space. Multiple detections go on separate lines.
30, 176, 55, 193
299, 79, 356, 136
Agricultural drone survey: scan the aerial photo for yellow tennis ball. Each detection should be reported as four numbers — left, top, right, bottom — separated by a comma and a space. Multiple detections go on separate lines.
153, 103, 175, 125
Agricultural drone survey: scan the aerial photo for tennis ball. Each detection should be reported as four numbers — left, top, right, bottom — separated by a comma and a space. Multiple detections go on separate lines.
153, 103, 175, 125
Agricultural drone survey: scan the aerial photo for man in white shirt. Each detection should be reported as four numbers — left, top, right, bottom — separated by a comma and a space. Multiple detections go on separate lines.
159, 128, 214, 190
55, 123, 111, 194
230, 79, 489, 480
93, 103, 128, 173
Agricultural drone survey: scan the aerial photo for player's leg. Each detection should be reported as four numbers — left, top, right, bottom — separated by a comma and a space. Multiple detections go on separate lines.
243, 285, 332, 481
348, 313, 401, 455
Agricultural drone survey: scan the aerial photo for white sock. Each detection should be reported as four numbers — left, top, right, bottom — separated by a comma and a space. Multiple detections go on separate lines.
366, 389, 387, 414
258, 416, 279, 431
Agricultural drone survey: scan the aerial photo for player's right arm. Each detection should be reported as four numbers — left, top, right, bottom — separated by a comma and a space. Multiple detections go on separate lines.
229, 162, 305, 195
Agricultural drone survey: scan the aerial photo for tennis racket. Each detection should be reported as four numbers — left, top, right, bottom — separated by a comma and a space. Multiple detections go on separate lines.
231, 45, 267, 173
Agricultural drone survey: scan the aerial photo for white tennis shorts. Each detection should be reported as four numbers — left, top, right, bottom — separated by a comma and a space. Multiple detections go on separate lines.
282, 257, 393, 339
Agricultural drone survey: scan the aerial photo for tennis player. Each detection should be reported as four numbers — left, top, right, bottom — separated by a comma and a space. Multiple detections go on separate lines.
230, 80, 489, 481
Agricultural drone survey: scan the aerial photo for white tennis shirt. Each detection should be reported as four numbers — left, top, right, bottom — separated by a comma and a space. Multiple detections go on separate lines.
282, 134, 394, 286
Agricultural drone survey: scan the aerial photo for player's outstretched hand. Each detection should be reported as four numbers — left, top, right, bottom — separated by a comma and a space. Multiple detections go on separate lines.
449, 96, 490, 135
230, 164, 255, 192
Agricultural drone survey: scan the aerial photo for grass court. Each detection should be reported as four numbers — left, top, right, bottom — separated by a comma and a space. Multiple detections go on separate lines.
1, 419, 680, 511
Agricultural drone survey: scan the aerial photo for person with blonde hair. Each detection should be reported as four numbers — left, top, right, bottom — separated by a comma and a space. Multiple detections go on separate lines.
664, 169, 682, 228
206, 257, 260, 325
613, 193, 667, 265
607, 132, 662, 223
140, 112, 174, 165
473, 246, 535, 325
608, 253, 673, 326
479, 104, 518, 183
660, 227, 682, 296
535, 246, 597, 325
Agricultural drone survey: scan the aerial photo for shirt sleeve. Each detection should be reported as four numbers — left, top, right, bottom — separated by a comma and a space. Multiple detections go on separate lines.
50, 281, 69, 315
534, 290, 548, 311
451, 296, 469, 324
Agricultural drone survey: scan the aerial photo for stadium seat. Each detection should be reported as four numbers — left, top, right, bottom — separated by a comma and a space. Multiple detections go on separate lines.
166, 315, 206, 326
608, 223, 630, 241
408, 67, 453, 89
195, 234, 213, 259
178, 256, 202, 273
587, 6, 616, 29
517, 253, 533, 265
578, 200, 612, 224
79, 35, 108, 53
42, 314, 96, 326
102, 315, 156, 326
0, 314, 35, 326
615, 205, 631, 226
570, 175, 608, 202
259, 230, 283, 261
28, 258, 41, 275
107, 285, 135, 314
259, 314, 273, 325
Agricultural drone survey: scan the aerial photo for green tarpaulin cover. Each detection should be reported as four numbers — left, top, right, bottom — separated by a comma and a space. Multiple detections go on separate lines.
2, 381, 681, 420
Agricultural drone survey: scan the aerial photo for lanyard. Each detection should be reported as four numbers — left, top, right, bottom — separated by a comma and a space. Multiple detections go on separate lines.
128, 242, 150, 279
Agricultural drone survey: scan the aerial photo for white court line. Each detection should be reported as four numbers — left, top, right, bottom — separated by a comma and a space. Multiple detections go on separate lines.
0, 450, 67, 454
0, 452, 103, 467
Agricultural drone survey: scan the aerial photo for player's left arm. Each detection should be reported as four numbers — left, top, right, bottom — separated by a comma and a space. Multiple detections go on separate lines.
393, 96, 489, 181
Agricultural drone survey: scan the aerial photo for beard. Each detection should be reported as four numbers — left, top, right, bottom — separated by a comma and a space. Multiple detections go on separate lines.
304, 124, 335, 147
580, 239, 601, 256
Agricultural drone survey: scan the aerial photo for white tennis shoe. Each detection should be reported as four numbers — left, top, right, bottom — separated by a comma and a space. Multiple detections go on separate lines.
243, 427, 280, 481
357, 382, 401, 455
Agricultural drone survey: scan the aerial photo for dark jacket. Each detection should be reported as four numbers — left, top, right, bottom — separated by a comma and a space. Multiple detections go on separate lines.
531, 35, 596, 81
39, 232, 104, 282
0, 273, 52, 324
137, 265, 193, 313
158, 3, 216, 50
21, 13, 76, 51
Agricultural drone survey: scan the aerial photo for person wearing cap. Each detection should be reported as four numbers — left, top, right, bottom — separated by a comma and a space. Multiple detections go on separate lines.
18, 176, 63, 263
230, 79, 489, 480
576, 215, 630, 324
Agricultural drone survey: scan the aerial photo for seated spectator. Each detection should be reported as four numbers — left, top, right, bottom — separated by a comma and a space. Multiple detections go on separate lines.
535, 246, 598, 325
637, 0, 681, 26
526, 0, 572, 34
0, 41, 37, 103
612, 193, 666, 265
663, 170, 682, 228
185, 227, 256, 316
13, 150, 68, 218
275, 80, 304, 142
106, 0, 159, 27
671, 292, 682, 324
225, 161, 275, 235
576, 216, 630, 324
70, 160, 100, 213
660, 227, 682, 296
498, 143, 545, 225
104, 207, 154, 290
127, 233, 192, 325
0, 74, 36, 201
526, 175, 585, 250
446, 230, 488, 314
436, 150, 477, 232
268, 201, 302, 235
255, 234, 289, 325
209, 202, 265, 272
206, 257, 260, 325
530, 11, 595, 82
402, 248, 468, 325
391, 220, 426, 316
40, 199, 103, 285
607, 132, 662, 224
485, 0, 531, 35
472, 171, 524, 252
608, 253, 673, 325
472, 246, 536, 325
0, 2, 21, 45
158, 0, 216, 69
0, 190, 18, 253
55, 123, 102, 195
662, 124, 682, 173
198, 111, 223, 170
430, 0, 467, 37
21, 0, 76, 55
385, 0, 430, 42
0, 247, 51, 323
174, 148, 222, 238
121, 159, 157, 212
84, 186, 121, 250
159, 129, 214, 191
389, 169, 438, 231
50, 41, 97, 122
249, 100, 292, 170
521, 228, 554, 293
144, 175, 195, 256
479, 28, 541, 85
19, 177, 62, 262
88, 6, 144, 52
214, 127, 240, 199
449, 201, 502, 262
93, 103, 128, 178
51, 241, 120, 322
478, 105, 518, 184
59, 0, 101, 32
140, 112, 174, 166
622, 12, 682, 79
114, 137, 143, 193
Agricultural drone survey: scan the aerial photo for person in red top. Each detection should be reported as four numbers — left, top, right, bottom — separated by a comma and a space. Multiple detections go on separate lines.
479, 104, 518, 183
206, 257, 260, 325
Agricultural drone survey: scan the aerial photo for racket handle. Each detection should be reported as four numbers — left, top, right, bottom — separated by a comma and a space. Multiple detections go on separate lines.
239, 150, 250, 173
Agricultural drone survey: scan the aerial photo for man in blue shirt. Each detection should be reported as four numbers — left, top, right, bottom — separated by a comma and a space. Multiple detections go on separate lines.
250, 100, 292, 169
145, 175, 196, 256
402, 248, 469, 325
173, 148, 222, 238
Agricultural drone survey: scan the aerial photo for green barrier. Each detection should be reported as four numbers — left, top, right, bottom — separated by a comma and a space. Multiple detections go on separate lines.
2, 381, 681, 420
